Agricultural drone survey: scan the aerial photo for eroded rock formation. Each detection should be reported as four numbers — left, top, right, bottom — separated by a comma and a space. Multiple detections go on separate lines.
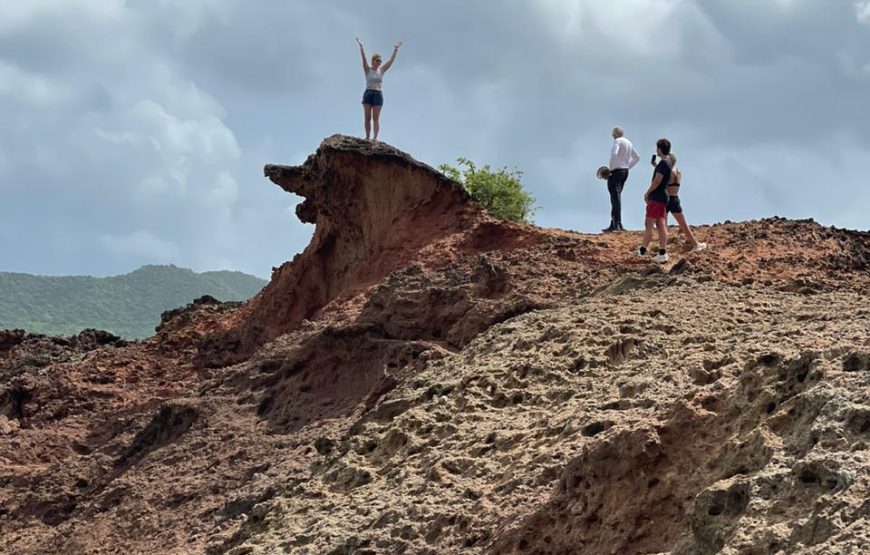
204, 135, 541, 365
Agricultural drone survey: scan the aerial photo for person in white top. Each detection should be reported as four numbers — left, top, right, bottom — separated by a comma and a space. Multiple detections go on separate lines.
355, 37, 402, 141
604, 126, 640, 232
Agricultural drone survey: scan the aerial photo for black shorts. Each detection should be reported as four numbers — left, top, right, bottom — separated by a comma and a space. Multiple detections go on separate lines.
362, 89, 384, 106
667, 196, 683, 214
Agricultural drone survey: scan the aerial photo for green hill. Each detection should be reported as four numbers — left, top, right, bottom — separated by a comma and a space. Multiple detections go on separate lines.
0, 265, 267, 340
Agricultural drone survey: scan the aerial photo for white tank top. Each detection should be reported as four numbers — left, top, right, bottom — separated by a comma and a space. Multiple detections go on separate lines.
366, 69, 383, 91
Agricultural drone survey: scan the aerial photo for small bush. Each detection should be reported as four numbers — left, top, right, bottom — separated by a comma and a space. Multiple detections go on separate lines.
439, 158, 535, 223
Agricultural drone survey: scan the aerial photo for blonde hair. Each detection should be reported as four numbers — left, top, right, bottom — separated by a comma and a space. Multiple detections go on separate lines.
668, 153, 678, 166
371, 53, 382, 63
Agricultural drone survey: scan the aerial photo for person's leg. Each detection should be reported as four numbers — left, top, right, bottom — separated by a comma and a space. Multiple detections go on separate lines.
372, 105, 382, 141
673, 212, 697, 247
615, 170, 628, 229
656, 217, 668, 251
363, 104, 372, 140
674, 212, 707, 251
648, 216, 669, 262
605, 173, 619, 231
641, 217, 654, 251
639, 198, 657, 255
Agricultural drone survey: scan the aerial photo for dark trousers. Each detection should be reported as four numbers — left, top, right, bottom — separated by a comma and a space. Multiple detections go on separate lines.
607, 169, 629, 227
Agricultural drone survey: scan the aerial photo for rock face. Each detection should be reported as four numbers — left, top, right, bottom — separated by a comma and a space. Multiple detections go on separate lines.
1, 136, 869, 555
204, 135, 541, 365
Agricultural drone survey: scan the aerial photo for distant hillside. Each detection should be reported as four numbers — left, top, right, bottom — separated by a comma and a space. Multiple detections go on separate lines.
0, 265, 266, 339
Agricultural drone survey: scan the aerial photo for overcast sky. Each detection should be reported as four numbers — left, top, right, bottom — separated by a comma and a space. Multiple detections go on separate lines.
1, 0, 868, 279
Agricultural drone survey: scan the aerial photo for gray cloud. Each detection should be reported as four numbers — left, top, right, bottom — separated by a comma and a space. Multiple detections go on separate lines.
0, 0, 867, 279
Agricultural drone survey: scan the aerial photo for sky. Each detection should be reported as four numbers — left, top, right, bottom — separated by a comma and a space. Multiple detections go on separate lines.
1, 0, 868, 279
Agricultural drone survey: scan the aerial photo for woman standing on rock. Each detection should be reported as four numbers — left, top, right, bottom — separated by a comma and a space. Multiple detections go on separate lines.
355, 37, 402, 142
663, 153, 707, 252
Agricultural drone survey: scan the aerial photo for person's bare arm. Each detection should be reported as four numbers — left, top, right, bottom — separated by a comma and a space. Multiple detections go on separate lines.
356, 37, 369, 74
381, 41, 402, 72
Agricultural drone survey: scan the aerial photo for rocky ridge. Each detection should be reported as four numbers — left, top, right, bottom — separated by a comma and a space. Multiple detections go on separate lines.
1, 136, 868, 554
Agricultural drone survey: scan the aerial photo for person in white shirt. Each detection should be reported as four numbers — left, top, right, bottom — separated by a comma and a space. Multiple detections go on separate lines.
356, 37, 402, 141
604, 126, 640, 232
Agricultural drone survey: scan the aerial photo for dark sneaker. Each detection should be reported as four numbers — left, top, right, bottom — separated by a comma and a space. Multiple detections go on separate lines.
602, 225, 617, 233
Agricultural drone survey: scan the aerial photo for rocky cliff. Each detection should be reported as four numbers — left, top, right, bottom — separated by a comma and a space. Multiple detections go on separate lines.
203, 136, 542, 366
1, 136, 868, 555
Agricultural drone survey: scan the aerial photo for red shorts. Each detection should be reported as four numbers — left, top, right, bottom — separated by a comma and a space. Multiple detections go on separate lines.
645, 200, 667, 219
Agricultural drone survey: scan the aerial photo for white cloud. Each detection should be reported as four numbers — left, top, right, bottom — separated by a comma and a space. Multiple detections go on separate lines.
0, 0, 125, 32
857, 1, 870, 24
0, 61, 72, 105
101, 230, 181, 260
207, 171, 239, 207
120, 99, 240, 163
93, 128, 160, 151
137, 175, 174, 196
836, 49, 870, 80
534, 0, 683, 55
96, 97, 242, 205
135, 0, 232, 43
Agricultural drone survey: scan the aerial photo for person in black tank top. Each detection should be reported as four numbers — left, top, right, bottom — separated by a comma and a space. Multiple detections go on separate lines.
665, 153, 706, 252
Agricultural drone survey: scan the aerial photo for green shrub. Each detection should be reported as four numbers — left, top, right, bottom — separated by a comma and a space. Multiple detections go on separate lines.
439, 157, 535, 223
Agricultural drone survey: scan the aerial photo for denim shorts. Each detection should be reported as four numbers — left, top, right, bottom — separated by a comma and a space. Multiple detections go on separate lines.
362, 89, 384, 106
667, 196, 683, 214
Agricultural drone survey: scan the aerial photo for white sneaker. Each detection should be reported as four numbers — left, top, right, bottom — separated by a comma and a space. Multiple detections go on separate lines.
636, 246, 648, 258
652, 252, 669, 264
693, 242, 708, 252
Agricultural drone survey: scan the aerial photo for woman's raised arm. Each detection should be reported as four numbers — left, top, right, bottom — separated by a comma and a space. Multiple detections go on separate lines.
356, 37, 369, 74
381, 41, 402, 72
